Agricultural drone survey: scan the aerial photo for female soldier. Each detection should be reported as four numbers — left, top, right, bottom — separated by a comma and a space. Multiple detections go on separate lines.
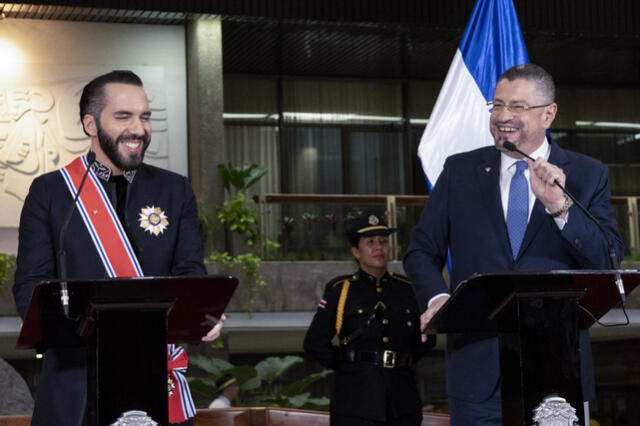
304, 212, 434, 426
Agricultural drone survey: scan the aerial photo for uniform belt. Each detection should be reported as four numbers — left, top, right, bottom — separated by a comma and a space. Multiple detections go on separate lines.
341, 349, 412, 368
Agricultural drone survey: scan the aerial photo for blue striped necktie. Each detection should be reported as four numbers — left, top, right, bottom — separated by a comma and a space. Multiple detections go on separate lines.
507, 160, 529, 259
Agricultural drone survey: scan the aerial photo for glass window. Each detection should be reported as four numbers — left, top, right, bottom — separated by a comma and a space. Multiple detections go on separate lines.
281, 126, 343, 194
224, 77, 278, 116
347, 131, 406, 194
225, 125, 280, 195
283, 79, 403, 125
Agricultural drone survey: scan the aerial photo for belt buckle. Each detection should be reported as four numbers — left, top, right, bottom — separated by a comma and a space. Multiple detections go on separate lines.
382, 350, 396, 368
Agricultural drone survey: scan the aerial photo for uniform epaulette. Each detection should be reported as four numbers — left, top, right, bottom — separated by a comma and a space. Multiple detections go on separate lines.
390, 272, 411, 284
329, 273, 358, 287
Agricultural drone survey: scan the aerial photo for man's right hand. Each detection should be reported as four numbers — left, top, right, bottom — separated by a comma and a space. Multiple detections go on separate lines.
420, 294, 450, 342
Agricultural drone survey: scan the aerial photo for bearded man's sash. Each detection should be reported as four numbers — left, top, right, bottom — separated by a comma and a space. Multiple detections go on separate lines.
60, 155, 196, 423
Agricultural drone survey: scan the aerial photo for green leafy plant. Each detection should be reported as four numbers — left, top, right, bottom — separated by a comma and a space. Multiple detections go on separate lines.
206, 251, 267, 313
218, 163, 268, 196
0, 253, 16, 291
216, 163, 268, 248
217, 193, 259, 246
216, 163, 268, 250
189, 355, 330, 409
207, 163, 277, 314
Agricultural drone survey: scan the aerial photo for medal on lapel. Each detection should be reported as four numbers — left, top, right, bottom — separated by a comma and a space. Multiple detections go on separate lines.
139, 205, 169, 236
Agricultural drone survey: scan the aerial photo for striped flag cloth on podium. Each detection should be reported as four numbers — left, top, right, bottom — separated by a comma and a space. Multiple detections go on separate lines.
418, 0, 530, 190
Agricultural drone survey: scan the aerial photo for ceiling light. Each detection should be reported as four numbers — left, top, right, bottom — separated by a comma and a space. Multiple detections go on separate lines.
575, 121, 640, 130
0, 39, 25, 81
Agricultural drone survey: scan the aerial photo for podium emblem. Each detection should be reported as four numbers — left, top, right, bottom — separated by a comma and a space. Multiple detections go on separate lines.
532, 396, 579, 426
110, 410, 158, 426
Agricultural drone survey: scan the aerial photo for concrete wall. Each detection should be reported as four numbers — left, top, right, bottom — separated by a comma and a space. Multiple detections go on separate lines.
210, 260, 409, 312
0, 19, 188, 243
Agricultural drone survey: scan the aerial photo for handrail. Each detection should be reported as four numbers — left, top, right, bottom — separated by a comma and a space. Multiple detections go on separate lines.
255, 193, 428, 205
258, 193, 632, 205
255, 193, 640, 258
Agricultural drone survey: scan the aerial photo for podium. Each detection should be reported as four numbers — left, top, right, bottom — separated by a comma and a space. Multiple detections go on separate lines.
16, 275, 238, 426
426, 270, 640, 426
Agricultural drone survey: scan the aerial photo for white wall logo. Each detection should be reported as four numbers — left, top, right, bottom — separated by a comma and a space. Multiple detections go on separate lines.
0, 78, 168, 226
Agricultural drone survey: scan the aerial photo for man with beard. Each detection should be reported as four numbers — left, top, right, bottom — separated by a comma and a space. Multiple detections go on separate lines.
404, 64, 623, 425
13, 70, 221, 425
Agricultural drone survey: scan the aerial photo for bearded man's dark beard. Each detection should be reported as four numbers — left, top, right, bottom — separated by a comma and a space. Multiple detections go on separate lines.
97, 126, 150, 172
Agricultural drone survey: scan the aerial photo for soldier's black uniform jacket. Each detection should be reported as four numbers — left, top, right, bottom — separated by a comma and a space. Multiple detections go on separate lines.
304, 269, 434, 422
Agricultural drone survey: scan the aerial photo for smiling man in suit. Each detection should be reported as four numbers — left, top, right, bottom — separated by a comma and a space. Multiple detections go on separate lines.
14, 70, 222, 426
404, 63, 624, 425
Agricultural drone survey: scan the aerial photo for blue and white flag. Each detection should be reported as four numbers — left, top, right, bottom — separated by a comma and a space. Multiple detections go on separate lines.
418, 0, 529, 190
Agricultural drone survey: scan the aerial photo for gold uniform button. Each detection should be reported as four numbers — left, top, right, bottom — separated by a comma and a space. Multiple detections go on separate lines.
376, 287, 383, 293
405, 308, 411, 313
382, 319, 389, 325
382, 337, 390, 343
407, 321, 413, 326
357, 309, 364, 314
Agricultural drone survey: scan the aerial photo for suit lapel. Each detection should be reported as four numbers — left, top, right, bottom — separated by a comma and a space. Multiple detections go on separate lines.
517, 144, 571, 258
476, 149, 513, 258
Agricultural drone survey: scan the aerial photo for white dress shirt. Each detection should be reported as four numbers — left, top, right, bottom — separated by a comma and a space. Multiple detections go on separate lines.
209, 395, 231, 409
499, 139, 550, 221
499, 138, 567, 229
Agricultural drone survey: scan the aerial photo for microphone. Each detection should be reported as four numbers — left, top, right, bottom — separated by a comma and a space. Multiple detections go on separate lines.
57, 151, 96, 318
502, 140, 626, 305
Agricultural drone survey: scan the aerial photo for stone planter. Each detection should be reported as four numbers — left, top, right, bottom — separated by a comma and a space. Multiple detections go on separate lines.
206, 260, 408, 313
208, 260, 640, 313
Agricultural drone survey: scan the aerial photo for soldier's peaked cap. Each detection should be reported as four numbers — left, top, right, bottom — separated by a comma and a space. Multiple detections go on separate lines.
347, 213, 396, 237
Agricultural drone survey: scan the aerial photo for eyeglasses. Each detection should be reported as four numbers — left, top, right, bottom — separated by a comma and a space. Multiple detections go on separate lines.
487, 102, 552, 114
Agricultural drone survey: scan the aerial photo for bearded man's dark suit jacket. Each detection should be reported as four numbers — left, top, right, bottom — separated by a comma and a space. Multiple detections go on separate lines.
13, 160, 206, 426
403, 143, 624, 409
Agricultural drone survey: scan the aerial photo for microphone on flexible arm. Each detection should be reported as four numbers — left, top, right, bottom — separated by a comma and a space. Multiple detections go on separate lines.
57, 151, 97, 319
502, 140, 626, 306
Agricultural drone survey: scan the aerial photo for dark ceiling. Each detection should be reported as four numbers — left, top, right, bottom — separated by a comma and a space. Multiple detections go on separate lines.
1, 0, 639, 85
2, 0, 639, 36
220, 15, 640, 86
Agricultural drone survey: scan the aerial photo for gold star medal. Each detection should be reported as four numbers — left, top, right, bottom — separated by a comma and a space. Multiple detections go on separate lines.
139, 206, 169, 236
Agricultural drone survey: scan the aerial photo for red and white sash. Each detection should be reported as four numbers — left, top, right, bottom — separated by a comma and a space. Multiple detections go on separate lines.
60, 155, 143, 277
60, 155, 196, 423
168, 344, 196, 423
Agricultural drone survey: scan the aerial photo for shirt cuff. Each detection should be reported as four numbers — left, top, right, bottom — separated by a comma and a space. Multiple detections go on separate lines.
554, 215, 568, 230
545, 207, 569, 230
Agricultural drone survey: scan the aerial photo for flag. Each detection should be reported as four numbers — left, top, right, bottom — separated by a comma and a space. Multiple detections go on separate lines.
418, 0, 529, 190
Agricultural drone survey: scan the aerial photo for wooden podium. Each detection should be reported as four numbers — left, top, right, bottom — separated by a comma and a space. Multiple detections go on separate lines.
426, 270, 640, 426
16, 275, 238, 426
